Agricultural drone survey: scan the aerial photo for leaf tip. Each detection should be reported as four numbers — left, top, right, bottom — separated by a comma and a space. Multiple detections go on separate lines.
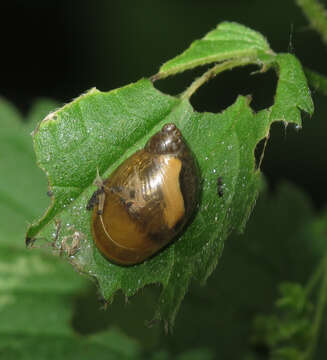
31, 109, 59, 137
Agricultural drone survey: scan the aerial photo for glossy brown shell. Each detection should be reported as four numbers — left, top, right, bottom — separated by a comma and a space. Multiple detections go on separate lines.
88, 123, 199, 265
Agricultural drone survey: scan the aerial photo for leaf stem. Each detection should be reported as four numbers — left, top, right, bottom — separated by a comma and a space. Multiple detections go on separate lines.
295, 0, 327, 45
305, 67, 327, 96
180, 57, 259, 100
303, 255, 327, 359
305, 254, 327, 297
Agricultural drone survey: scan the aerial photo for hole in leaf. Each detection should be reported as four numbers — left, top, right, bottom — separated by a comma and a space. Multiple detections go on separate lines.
190, 66, 277, 113
154, 65, 213, 98
155, 65, 277, 114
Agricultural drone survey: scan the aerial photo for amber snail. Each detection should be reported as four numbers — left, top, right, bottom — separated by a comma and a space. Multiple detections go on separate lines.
87, 123, 199, 265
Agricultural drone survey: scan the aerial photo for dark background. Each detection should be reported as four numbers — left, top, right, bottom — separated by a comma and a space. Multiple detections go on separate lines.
1, 0, 327, 208
2, 0, 327, 356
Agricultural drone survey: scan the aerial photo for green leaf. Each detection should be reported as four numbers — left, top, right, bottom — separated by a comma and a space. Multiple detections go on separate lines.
156, 22, 272, 79
0, 248, 86, 336
0, 98, 59, 247
275, 283, 308, 313
26, 22, 313, 330
0, 97, 23, 128
269, 54, 314, 125
0, 329, 142, 360
252, 282, 313, 351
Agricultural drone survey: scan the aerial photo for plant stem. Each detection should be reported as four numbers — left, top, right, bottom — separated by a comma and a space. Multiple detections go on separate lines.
305, 67, 327, 96
180, 57, 259, 100
296, 0, 327, 45
305, 254, 327, 297
303, 256, 327, 359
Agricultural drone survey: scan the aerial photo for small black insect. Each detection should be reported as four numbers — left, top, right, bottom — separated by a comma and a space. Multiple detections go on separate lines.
217, 176, 224, 197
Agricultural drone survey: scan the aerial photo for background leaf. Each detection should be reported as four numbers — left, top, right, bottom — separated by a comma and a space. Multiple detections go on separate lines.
0, 98, 56, 247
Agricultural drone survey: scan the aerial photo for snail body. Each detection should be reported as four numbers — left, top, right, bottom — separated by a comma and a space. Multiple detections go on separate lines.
88, 123, 199, 265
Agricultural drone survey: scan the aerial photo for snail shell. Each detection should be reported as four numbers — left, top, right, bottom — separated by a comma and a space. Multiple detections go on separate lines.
88, 123, 199, 265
